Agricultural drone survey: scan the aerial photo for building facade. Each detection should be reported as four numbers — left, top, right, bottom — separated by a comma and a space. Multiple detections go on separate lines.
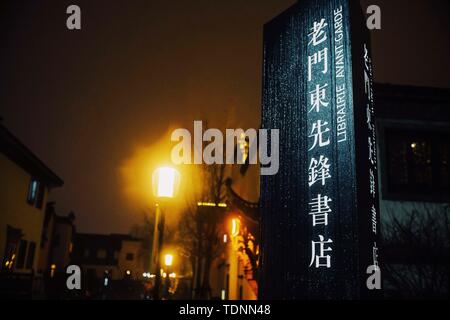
375, 84, 450, 298
71, 233, 145, 297
36, 202, 75, 297
210, 209, 259, 300
0, 123, 63, 298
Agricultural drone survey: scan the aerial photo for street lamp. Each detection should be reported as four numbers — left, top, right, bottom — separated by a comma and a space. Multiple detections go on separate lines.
163, 253, 175, 299
152, 167, 180, 199
164, 254, 173, 267
231, 218, 240, 237
150, 167, 180, 300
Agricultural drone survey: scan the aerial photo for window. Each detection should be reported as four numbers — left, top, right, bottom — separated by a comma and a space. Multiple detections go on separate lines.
385, 129, 450, 200
50, 264, 56, 278
2, 226, 22, 271
27, 180, 39, 205
126, 253, 134, 261
27, 179, 45, 209
16, 240, 27, 269
26, 242, 36, 269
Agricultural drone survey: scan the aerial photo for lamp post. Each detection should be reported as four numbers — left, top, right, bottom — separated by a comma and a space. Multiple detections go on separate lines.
151, 167, 180, 300
164, 254, 173, 268
163, 253, 174, 298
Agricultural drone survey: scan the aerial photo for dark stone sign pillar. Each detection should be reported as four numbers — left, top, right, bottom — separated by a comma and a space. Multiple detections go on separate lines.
260, 0, 381, 299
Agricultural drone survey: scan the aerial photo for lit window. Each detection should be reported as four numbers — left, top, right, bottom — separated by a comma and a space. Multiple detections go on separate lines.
2, 226, 21, 271
385, 129, 450, 200
50, 264, 56, 278
27, 179, 45, 209
27, 180, 39, 204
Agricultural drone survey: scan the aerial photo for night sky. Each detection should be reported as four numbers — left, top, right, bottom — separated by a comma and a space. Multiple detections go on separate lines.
1, 0, 449, 234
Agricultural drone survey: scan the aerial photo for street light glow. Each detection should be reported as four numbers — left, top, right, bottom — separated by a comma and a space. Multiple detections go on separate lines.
197, 202, 227, 207
153, 167, 180, 198
231, 218, 240, 237
164, 254, 173, 266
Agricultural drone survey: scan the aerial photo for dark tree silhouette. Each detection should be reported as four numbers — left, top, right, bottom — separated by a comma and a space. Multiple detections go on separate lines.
129, 209, 155, 271
178, 162, 228, 299
382, 204, 450, 299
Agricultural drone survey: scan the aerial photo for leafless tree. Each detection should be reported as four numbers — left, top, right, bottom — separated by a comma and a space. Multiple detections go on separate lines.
237, 227, 259, 280
382, 204, 450, 299
129, 209, 155, 271
178, 162, 228, 299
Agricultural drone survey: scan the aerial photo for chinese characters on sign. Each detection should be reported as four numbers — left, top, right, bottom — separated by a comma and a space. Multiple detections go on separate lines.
307, 17, 334, 269
260, 0, 382, 298
307, 6, 349, 270
364, 43, 379, 271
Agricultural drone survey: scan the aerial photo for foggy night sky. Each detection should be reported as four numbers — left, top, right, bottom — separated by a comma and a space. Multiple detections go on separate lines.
1, 0, 449, 234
